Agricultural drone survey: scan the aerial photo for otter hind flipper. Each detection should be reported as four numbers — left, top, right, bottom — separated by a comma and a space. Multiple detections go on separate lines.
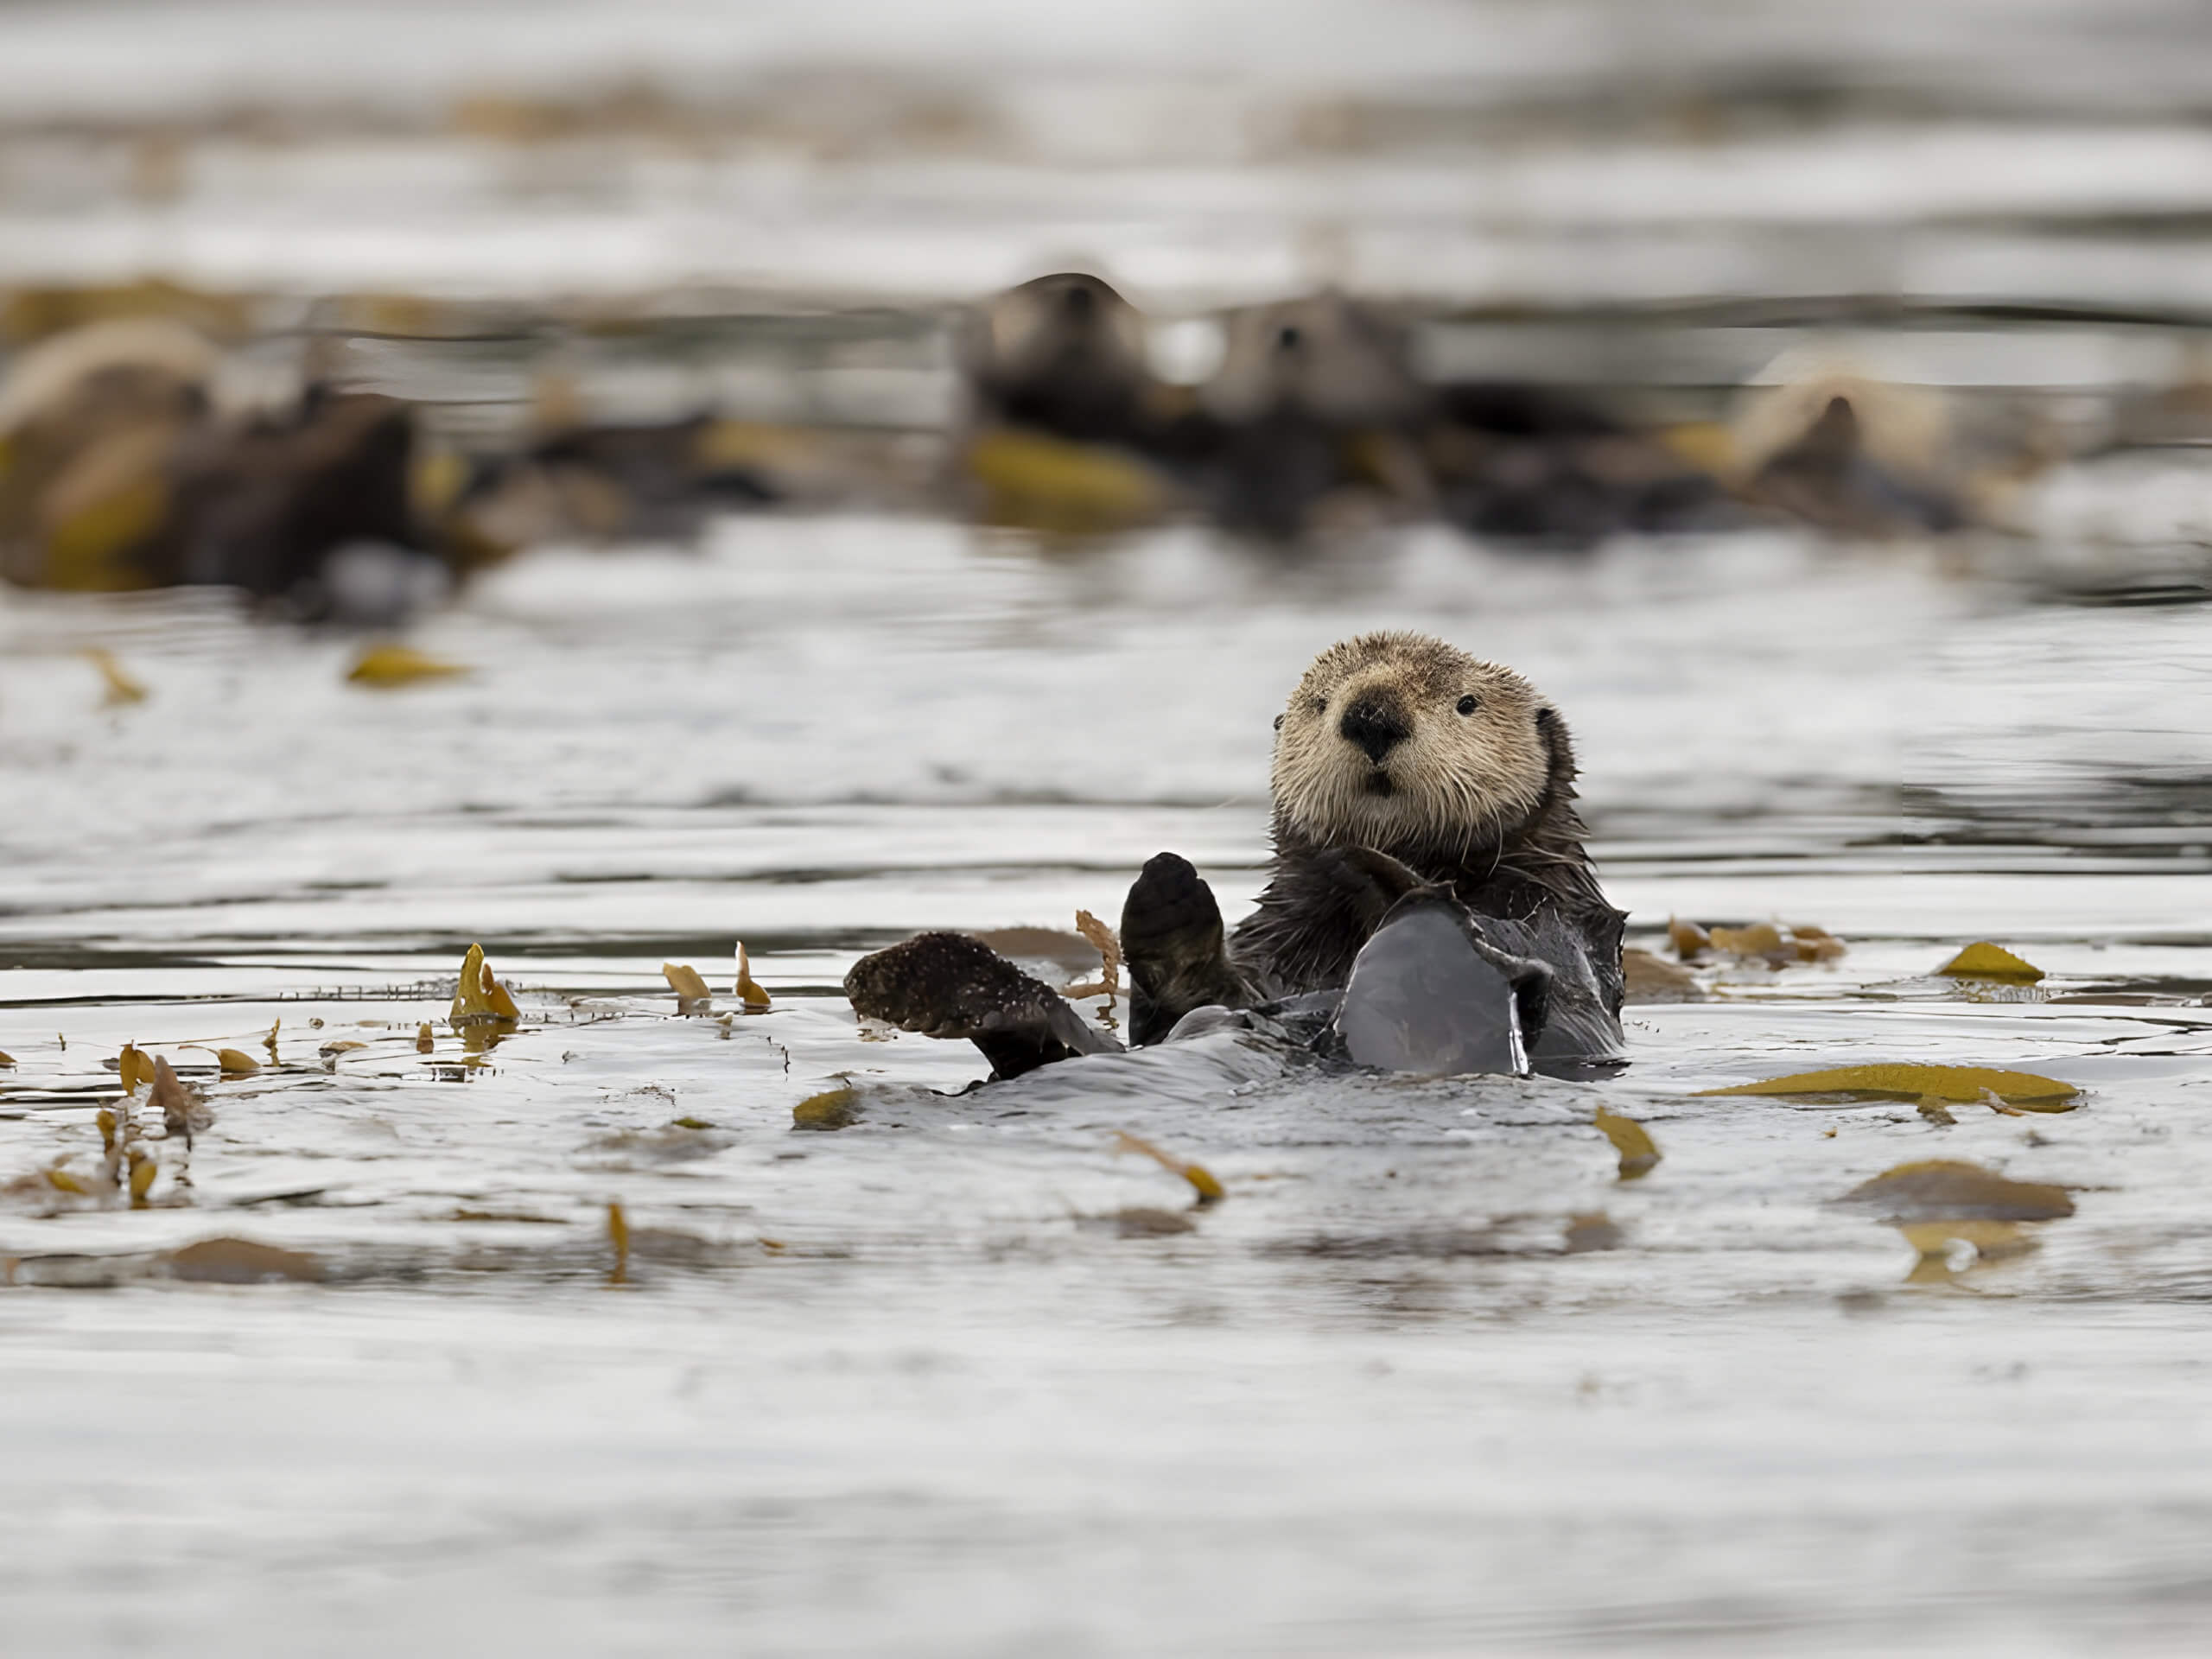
1333, 893, 1553, 1077
1121, 851, 1253, 1046
844, 931, 1118, 1080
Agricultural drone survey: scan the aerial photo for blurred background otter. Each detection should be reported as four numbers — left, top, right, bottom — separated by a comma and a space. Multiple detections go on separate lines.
4, 0, 2208, 600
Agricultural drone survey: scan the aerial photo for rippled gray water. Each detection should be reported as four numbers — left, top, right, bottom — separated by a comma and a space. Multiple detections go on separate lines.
8, 0, 2212, 1646
3, 516, 2210, 1655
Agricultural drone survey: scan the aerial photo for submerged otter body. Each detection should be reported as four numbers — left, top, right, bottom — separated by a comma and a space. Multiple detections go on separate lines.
848, 632, 1627, 1083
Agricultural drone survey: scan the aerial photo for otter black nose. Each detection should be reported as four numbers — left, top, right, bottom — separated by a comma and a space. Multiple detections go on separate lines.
1339, 696, 1409, 764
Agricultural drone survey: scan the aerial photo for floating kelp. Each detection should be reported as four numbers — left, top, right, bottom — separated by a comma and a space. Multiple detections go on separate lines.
1593, 1108, 1661, 1179
1061, 909, 1122, 1001
81, 647, 148, 707
346, 642, 469, 688
1841, 1158, 2075, 1281
663, 962, 713, 1013
1702, 1064, 2078, 1108
449, 943, 521, 1052
607, 1203, 630, 1285
1669, 917, 1845, 966
1113, 1130, 1224, 1204
1938, 943, 2045, 982
734, 942, 771, 1010
791, 1086, 860, 1131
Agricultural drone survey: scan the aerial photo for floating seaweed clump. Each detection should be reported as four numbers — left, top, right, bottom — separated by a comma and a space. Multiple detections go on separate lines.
1937, 942, 2045, 982
1669, 917, 1846, 966
1702, 1064, 2077, 1109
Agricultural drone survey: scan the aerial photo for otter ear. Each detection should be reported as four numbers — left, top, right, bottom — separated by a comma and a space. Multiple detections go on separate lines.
1273, 714, 1284, 731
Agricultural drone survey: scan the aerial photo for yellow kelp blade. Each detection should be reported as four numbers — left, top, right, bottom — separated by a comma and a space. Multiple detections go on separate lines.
449, 943, 521, 1027
791, 1086, 859, 1130
663, 963, 713, 1010
214, 1048, 259, 1076
734, 942, 771, 1010
81, 647, 149, 706
118, 1043, 156, 1092
1702, 1064, 2077, 1108
1937, 943, 2045, 982
346, 642, 469, 688
607, 1203, 631, 1284
1113, 1130, 1225, 1204
1593, 1108, 1661, 1179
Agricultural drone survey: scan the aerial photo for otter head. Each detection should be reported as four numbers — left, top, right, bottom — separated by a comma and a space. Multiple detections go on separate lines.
1200, 291, 1427, 429
1269, 632, 1562, 856
961, 272, 1149, 404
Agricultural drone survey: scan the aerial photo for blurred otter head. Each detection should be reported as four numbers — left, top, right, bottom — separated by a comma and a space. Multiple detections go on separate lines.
1199, 292, 1429, 430
1270, 631, 1561, 858
957, 271, 1154, 444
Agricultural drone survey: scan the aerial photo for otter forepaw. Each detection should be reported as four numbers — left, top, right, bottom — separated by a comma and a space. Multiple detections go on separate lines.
1121, 851, 1224, 953
844, 931, 1116, 1079
1310, 845, 1433, 931
1122, 851, 1250, 1046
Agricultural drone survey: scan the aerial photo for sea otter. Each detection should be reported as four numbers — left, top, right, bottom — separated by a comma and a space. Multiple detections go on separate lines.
845, 632, 1626, 1081
956, 271, 1162, 448
1126, 631, 1625, 1061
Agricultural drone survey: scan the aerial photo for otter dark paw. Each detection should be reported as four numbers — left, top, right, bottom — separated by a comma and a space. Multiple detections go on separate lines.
1121, 851, 1251, 1046
844, 931, 1116, 1079
1121, 851, 1224, 954
1310, 845, 1431, 930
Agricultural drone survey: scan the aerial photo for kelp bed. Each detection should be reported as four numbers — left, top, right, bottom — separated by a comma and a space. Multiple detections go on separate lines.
3, 524, 2210, 1654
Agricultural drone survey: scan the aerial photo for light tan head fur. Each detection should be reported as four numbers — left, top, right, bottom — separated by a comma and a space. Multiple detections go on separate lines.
1270, 632, 1559, 856
1200, 291, 1425, 428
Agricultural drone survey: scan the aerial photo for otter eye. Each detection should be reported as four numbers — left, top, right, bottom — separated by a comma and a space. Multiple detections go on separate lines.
1456, 694, 1479, 715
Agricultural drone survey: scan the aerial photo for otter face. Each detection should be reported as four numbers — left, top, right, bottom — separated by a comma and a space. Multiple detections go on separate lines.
1269, 632, 1557, 854
965, 272, 1148, 393
1200, 291, 1425, 428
